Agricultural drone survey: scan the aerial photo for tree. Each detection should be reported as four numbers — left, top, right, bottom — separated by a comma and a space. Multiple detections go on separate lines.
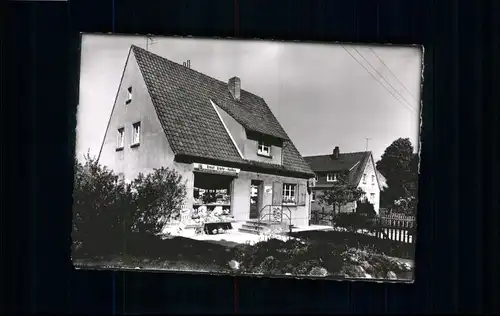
130, 167, 187, 235
318, 178, 364, 223
376, 138, 419, 208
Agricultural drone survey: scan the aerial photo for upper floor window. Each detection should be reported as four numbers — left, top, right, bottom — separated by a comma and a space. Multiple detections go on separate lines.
257, 140, 271, 157
126, 87, 133, 104
362, 173, 367, 184
282, 183, 296, 204
311, 191, 316, 201
131, 122, 141, 146
326, 173, 338, 182
371, 175, 375, 185
370, 193, 375, 203
116, 127, 125, 150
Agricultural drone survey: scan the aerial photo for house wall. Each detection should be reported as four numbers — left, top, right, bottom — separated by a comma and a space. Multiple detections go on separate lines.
310, 158, 381, 215
98, 50, 195, 206
231, 170, 310, 227
356, 157, 380, 214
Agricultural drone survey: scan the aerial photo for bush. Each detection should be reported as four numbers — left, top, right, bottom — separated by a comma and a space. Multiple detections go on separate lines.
72, 154, 132, 257
289, 230, 415, 259
72, 156, 188, 258
130, 167, 187, 235
332, 212, 378, 233
356, 200, 377, 217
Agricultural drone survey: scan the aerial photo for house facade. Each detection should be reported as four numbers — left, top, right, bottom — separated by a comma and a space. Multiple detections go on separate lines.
304, 147, 382, 215
98, 45, 315, 227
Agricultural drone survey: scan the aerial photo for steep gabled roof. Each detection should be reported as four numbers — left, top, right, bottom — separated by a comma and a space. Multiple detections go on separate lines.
304, 151, 375, 186
130, 45, 313, 177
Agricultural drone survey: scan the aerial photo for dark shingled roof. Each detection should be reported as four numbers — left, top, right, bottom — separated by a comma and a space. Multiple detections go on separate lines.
130, 45, 313, 177
304, 151, 374, 186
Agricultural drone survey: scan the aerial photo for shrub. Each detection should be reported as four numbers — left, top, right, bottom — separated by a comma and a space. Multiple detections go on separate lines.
72, 154, 131, 258
130, 167, 187, 235
356, 200, 377, 217
333, 212, 378, 233
290, 230, 415, 259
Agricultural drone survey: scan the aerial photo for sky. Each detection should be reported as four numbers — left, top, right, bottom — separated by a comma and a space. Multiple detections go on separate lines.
76, 34, 422, 163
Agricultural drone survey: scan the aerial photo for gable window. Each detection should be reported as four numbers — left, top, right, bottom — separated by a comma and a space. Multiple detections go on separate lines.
370, 193, 375, 203
282, 183, 296, 205
363, 173, 367, 184
126, 87, 132, 104
131, 122, 141, 146
326, 173, 338, 182
116, 128, 125, 150
371, 175, 375, 185
257, 140, 271, 157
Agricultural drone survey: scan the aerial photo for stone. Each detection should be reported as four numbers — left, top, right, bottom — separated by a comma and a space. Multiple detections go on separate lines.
386, 271, 398, 279
228, 260, 240, 271
309, 266, 328, 277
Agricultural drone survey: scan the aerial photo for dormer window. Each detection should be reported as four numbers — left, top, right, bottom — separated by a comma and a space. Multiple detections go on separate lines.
257, 140, 271, 157
326, 173, 338, 182
126, 86, 132, 104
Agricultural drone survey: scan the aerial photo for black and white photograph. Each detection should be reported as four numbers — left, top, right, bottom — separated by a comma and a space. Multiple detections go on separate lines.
72, 34, 422, 282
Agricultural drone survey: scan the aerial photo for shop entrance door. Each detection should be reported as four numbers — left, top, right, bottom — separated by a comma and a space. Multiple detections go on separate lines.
249, 180, 263, 219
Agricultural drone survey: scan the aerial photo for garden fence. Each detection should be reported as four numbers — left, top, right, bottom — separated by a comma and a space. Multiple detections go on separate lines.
310, 208, 416, 244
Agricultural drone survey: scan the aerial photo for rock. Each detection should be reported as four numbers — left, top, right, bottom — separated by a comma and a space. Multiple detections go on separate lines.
386, 271, 398, 279
228, 260, 240, 271
309, 266, 328, 277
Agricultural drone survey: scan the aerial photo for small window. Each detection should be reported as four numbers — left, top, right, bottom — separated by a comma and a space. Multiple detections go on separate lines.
116, 128, 124, 150
257, 140, 271, 157
370, 193, 375, 203
132, 122, 141, 146
371, 175, 375, 185
311, 191, 315, 201
362, 173, 367, 184
327, 173, 337, 182
282, 183, 296, 204
126, 87, 132, 104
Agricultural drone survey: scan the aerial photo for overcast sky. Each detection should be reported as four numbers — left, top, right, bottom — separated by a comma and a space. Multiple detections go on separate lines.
77, 34, 422, 163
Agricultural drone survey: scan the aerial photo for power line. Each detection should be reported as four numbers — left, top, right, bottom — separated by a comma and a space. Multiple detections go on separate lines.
369, 48, 418, 102
341, 45, 416, 114
352, 47, 415, 112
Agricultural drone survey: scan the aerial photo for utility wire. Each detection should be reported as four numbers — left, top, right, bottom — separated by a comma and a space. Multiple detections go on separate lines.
341, 45, 416, 114
369, 48, 418, 102
352, 47, 415, 112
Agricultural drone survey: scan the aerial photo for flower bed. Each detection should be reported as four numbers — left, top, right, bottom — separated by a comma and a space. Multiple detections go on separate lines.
74, 232, 413, 280
289, 230, 415, 260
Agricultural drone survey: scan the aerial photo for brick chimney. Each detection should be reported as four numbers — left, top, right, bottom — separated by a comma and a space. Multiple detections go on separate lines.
228, 77, 241, 101
332, 146, 340, 159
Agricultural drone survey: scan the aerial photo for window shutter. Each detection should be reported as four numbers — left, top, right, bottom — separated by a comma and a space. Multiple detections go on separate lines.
297, 183, 306, 206
272, 181, 282, 206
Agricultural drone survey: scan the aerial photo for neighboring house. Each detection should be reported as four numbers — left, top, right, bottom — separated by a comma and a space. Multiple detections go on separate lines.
304, 146, 382, 215
98, 45, 315, 227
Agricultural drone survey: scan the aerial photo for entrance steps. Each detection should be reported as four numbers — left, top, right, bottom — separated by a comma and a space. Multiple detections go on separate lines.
238, 220, 297, 235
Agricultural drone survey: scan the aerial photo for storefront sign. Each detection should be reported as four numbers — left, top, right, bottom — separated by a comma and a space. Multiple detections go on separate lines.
264, 185, 272, 194
193, 163, 240, 175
